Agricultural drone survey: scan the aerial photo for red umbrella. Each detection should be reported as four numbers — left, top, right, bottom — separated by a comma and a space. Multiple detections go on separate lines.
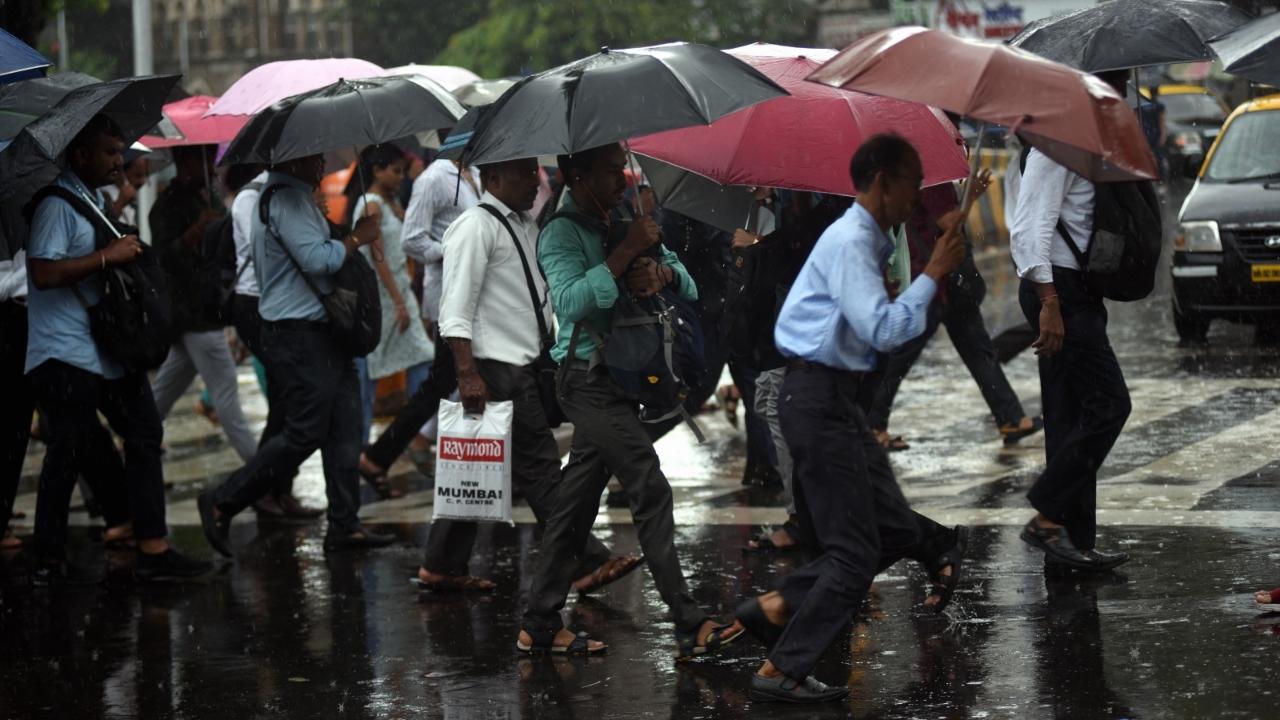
140, 95, 248, 148
807, 27, 1157, 184
629, 43, 969, 196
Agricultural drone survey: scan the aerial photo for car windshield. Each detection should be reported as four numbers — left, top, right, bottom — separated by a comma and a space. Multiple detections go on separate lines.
1161, 93, 1226, 122
1203, 111, 1280, 183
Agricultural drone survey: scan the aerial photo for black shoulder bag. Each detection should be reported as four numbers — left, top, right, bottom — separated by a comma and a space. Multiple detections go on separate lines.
476, 203, 566, 428
258, 184, 382, 356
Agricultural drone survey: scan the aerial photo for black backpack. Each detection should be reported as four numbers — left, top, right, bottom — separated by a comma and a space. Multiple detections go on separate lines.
258, 184, 382, 357
550, 210, 707, 440
198, 181, 261, 324
26, 185, 173, 372
1019, 146, 1162, 301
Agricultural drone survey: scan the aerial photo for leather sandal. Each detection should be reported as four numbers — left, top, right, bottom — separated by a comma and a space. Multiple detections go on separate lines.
1001, 416, 1044, 446
410, 574, 496, 593
675, 620, 745, 661
924, 525, 968, 614
1019, 520, 1095, 570
515, 628, 606, 655
573, 555, 643, 595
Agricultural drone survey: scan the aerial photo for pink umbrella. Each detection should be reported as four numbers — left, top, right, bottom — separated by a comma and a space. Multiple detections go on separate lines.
139, 95, 247, 148
204, 57, 385, 117
629, 43, 969, 196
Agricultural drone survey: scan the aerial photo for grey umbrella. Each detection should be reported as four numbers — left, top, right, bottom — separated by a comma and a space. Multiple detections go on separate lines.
0, 71, 183, 143
635, 153, 756, 234
456, 42, 787, 166
0, 74, 180, 206
1209, 11, 1280, 88
220, 74, 464, 166
1008, 0, 1252, 72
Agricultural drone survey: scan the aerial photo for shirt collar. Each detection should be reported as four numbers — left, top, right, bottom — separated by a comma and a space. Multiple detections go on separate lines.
58, 170, 103, 208
846, 202, 894, 264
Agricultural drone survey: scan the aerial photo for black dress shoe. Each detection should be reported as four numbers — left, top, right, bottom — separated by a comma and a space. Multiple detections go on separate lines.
1047, 548, 1131, 572
323, 528, 395, 552
1019, 520, 1095, 570
749, 674, 849, 704
197, 491, 233, 558
734, 596, 784, 650
135, 549, 214, 582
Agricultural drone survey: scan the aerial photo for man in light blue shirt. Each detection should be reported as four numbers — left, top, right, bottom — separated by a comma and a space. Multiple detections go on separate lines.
737, 135, 969, 704
200, 153, 392, 556
25, 114, 212, 583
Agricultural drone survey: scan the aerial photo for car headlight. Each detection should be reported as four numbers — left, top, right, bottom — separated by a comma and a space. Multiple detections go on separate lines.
1174, 220, 1221, 252
1173, 131, 1202, 154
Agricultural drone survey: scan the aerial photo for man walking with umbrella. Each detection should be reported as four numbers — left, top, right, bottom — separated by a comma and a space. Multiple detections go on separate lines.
1011, 71, 1136, 573
738, 135, 968, 703
198, 153, 392, 555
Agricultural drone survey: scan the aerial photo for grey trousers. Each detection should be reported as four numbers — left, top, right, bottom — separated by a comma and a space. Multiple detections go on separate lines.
754, 368, 794, 514
523, 365, 707, 637
151, 330, 258, 464
422, 359, 611, 577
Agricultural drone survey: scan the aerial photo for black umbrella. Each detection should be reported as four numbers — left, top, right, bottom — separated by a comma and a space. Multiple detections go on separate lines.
0, 71, 183, 143
220, 74, 465, 165
635, 153, 756, 234
455, 42, 787, 166
0, 74, 180, 206
1209, 11, 1280, 88
1008, 0, 1252, 72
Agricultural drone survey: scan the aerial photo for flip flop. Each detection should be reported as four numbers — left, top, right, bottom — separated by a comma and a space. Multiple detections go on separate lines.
1001, 416, 1044, 446
410, 575, 496, 594
742, 524, 802, 554
516, 629, 607, 655
675, 620, 745, 661
924, 526, 969, 614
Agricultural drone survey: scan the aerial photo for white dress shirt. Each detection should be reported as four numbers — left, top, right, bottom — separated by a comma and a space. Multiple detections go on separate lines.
1011, 148, 1096, 284
438, 191, 550, 366
0, 249, 26, 301
230, 171, 268, 297
402, 158, 480, 321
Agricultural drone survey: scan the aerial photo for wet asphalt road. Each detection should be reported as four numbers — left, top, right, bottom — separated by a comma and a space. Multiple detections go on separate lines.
2, 179, 1278, 719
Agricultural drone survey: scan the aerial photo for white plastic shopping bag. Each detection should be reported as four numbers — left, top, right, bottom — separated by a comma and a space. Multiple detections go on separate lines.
433, 399, 514, 523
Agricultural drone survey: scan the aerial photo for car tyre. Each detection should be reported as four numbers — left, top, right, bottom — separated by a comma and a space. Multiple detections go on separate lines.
1173, 302, 1209, 345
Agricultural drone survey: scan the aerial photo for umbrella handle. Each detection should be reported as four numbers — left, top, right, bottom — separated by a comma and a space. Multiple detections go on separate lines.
621, 140, 647, 220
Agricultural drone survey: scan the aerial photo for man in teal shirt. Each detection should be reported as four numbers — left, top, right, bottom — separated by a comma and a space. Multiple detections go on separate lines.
518, 143, 743, 659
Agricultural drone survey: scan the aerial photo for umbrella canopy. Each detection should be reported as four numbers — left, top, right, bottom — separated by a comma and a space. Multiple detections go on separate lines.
0, 28, 50, 85
140, 95, 248, 148
386, 64, 480, 92
205, 57, 385, 117
456, 42, 788, 166
453, 77, 517, 107
636, 153, 756, 234
1209, 11, 1280, 88
1008, 0, 1252, 73
808, 27, 1157, 182
221, 75, 465, 165
0, 74, 180, 205
0, 71, 99, 140
629, 43, 968, 197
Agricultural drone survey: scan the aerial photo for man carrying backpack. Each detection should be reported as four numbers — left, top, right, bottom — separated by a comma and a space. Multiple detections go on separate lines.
417, 156, 639, 594
1011, 70, 1145, 573
516, 142, 743, 659
148, 145, 259, 470
198, 153, 391, 556
24, 114, 212, 583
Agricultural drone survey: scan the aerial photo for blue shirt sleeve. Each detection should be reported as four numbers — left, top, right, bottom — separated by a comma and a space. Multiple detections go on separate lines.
271, 187, 345, 275
659, 244, 698, 302
27, 198, 78, 261
833, 234, 936, 354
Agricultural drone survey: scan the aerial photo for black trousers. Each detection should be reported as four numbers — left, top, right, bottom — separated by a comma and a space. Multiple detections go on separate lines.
769, 364, 952, 680
865, 295, 1025, 432
230, 293, 293, 497
422, 359, 611, 577
211, 323, 362, 533
523, 364, 707, 637
1018, 270, 1131, 551
1, 301, 33, 534
365, 334, 457, 471
29, 360, 167, 559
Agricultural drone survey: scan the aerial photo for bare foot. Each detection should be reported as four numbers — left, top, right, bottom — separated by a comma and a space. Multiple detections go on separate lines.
1257, 589, 1279, 605
1032, 513, 1064, 530
359, 453, 385, 478
759, 591, 789, 625
418, 566, 496, 591
923, 564, 953, 609
518, 628, 606, 652
0, 529, 20, 550
757, 659, 784, 679
194, 397, 220, 426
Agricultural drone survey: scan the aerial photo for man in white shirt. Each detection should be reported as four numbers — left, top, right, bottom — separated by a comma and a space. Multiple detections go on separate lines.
416, 157, 638, 594
1009, 71, 1133, 574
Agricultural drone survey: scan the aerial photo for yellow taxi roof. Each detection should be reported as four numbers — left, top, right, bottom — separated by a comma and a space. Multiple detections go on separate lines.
1199, 95, 1280, 177
1158, 84, 1211, 96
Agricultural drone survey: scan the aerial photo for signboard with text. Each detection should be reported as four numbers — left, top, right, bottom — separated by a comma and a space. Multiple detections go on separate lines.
892, 0, 1095, 40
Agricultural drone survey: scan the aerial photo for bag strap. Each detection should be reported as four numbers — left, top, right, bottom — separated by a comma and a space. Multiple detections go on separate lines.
476, 203, 551, 344
258, 184, 330, 306
1055, 220, 1089, 270
32, 185, 123, 309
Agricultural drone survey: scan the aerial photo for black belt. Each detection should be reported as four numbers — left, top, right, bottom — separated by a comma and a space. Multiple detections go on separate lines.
263, 319, 329, 333
785, 357, 863, 381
